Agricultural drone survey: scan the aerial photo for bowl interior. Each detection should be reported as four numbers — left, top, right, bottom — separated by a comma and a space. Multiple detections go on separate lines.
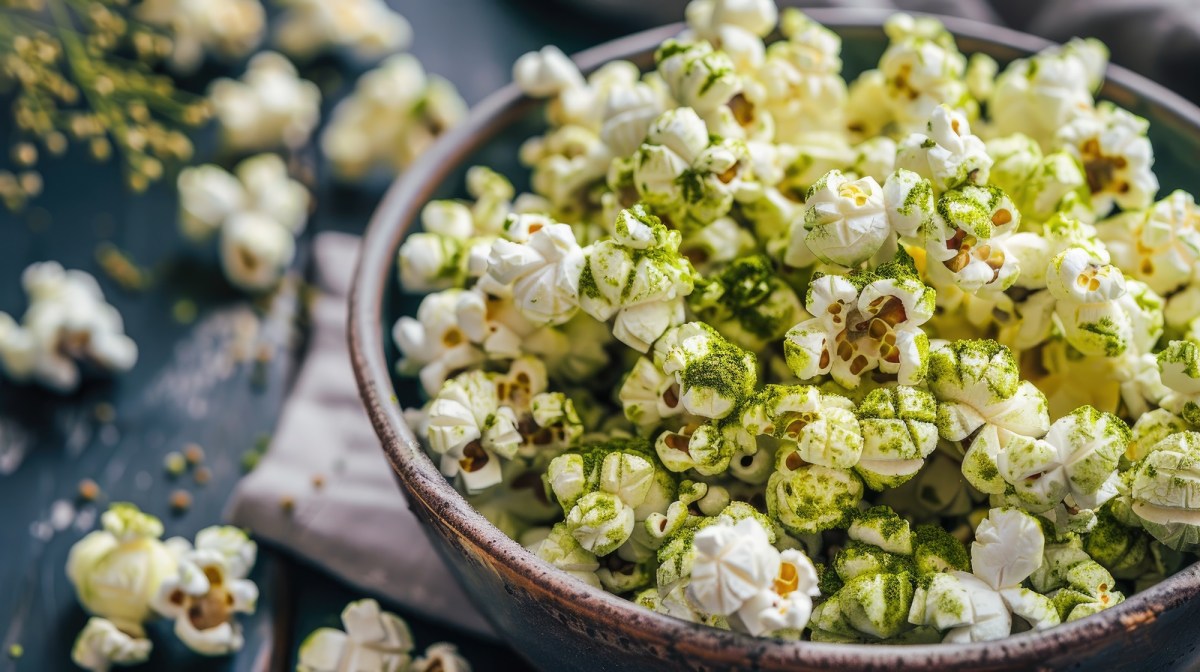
366, 12, 1200, 668
382, 25, 1200, 409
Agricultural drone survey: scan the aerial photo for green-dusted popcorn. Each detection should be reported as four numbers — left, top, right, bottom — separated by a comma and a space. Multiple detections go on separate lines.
655, 416, 749, 476
986, 135, 1091, 226
689, 255, 804, 350
1040, 247, 1133, 357
995, 405, 1127, 514
1127, 408, 1189, 463
922, 183, 1021, 295
766, 462, 864, 536
896, 105, 992, 193
741, 384, 863, 470
912, 523, 970, 575
655, 40, 740, 116
784, 250, 935, 389
989, 37, 1108, 148
678, 217, 758, 272
1084, 503, 1151, 578
546, 438, 676, 556
578, 205, 696, 352
909, 508, 1060, 642
662, 322, 757, 420
526, 522, 601, 589
1157, 340, 1200, 426
1028, 536, 1125, 622
1125, 431, 1200, 551
926, 339, 1049, 492
849, 506, 913, 555
854, 386, 939, 489
630, 107, 757, 230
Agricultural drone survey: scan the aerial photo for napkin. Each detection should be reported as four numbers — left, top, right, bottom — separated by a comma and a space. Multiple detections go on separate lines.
225, 232, 494, 638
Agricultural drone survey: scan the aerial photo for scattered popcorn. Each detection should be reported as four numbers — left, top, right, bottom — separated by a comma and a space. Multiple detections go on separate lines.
0, 262, 137, 392
275, 0, 412, 61
296, 599, 413, 672
322, 54, 466, 180
386, 0, 1198, 647
178, 154, 310, 293
71, 617, 152, 672
208, 52, 321, 152
135, 0, 265, 74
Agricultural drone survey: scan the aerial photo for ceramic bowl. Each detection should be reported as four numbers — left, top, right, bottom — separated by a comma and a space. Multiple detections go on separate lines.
350, 10, 1200, 671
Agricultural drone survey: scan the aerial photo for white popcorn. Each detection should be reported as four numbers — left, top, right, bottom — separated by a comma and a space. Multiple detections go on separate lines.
0, 262, 137, 392
896, 105, 992, 193
71, 617, 152, 672
1099, 190, 1200, 296
1045, 247, 1132, 357
135, 0, 264, 73
391, 289, 484, 397
177, 164, 246, 242
1126, 432, 1200, 551
1057, 102, 1158, 216
1157, 341, 1200, 426
989, 38, 1108, 149
514, 45, 586, 97
412, 643, 472, 672
485, 221, 585, 326
152, 540, 259, 655
527, 523, 601, 589
208, 51, 322, 151
756, 11, 846, 141
275, 0, 412, 61
784, 253, 935, 389
220, 211, 296, 293
323, 54, 467, 179
800, 170, 890, 267
877, 15, 968, 132
685, 0, 777, 73
66, 504, 176, 637
296, 599, 415, 672
656, 40, 741, 115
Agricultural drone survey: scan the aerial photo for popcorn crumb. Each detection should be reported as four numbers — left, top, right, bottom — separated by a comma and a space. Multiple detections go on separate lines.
77, 479, 100, 502
170, 490, 193, 512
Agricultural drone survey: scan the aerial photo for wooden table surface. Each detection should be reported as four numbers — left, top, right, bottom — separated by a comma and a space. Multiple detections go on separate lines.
0, 2, 626, 670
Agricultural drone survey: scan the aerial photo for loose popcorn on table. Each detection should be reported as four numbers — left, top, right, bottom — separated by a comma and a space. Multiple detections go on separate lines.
0, 262, 137, 392
134, 0, 265, 74
387, 0, 1200, 646
275, 0, 412, 62
178, 154, 310, 293
323, 54, 467, 180
208, 51, 321, 152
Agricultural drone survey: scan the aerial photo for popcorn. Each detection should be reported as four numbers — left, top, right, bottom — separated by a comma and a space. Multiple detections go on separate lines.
910, 508, 1059, 642
1126, 432, 1200, 551
66, 504, 176, 636
0, 262, 137, 392
385, 4, 1194, 648
208, 52, 321, 151
799, 170, 890, 267
71, 617, 152, 672
741, 385, 863, 470
578, 206, 695, 351
546, 438, 674, 555
687, 515, 821, 636
656, 41, 741, 116
1099, 190, 1200, 296
485, 218, 585, 327
220, 211, 297, 292
854, 386, 939, 490
989, 38, 1108, 149
322, 55, 466, 179
274, 0, 412, 62
134, 0, 264, 73
1057, 102, 1158, 216
896, 105, 992, 193
412, 643, 472, 672
877, 15, 969, 132
177, 164, 247, 242
784, 251, 935, 389
152, 529, 259, 655
688, 254, 804, 350
296, 599, 414, 672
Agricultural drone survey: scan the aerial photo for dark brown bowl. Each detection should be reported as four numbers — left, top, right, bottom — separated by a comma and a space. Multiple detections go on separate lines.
350, 10, 1200, 671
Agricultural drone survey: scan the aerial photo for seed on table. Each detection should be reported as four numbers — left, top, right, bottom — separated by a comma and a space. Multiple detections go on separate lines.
184, 443, 205, 465
77, 478, 100, 501
194, 466, 212, 485
170, 490, 192, 512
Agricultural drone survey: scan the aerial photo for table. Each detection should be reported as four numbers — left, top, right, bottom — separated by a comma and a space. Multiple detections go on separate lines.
0, 1, 626, 669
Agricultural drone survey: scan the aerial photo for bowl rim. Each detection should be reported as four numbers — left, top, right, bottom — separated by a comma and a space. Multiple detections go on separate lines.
349, 9, 1200, 668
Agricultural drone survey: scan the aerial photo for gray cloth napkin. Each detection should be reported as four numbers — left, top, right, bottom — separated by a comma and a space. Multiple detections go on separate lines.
225, 232, 494, 638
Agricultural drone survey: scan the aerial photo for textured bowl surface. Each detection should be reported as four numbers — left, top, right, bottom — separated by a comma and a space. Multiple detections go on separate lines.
350, 10, 1200, 671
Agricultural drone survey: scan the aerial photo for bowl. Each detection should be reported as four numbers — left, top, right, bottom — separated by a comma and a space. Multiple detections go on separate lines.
350, 10, 1200, 671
